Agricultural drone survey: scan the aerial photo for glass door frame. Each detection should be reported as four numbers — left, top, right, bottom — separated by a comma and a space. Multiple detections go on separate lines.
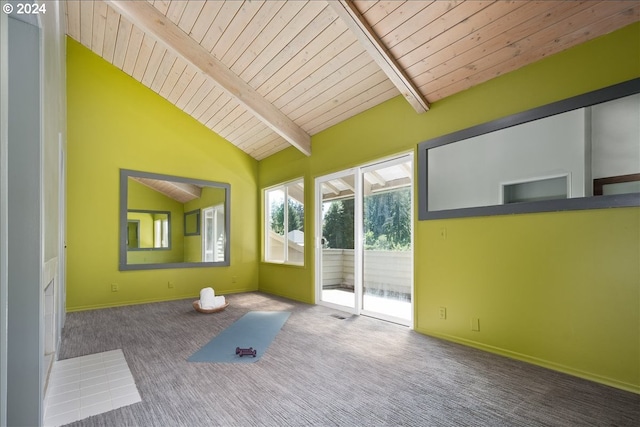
315, 153, 414, 327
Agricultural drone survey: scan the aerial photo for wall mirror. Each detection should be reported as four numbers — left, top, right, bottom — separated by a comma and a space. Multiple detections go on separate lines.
120, 169, 230, 270
418, 78, 640, 220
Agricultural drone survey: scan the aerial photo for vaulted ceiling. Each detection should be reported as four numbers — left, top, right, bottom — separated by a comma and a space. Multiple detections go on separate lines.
64, 1, 639, 160
130, 176, 203, 204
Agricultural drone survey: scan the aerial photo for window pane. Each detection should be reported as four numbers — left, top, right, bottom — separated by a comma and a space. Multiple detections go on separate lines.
154, 219, 162, 248
266, 189, 285, 262
264, 180, 304, 264
162, 219, 169, 247
286, 181, 304, 265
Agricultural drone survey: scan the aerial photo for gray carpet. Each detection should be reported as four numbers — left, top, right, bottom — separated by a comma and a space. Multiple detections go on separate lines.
58, 292, 639, 426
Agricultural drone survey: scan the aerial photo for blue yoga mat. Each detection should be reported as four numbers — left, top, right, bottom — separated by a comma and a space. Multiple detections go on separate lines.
188, 311, 290, 363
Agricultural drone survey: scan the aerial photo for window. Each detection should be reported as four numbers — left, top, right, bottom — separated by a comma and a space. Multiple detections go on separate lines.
264, 179, 304, 265
153, 214, 169, 248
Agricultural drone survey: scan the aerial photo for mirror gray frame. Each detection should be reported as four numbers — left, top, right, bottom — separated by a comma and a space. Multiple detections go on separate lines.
418, 78, 640, 220
119, 169, 231, 270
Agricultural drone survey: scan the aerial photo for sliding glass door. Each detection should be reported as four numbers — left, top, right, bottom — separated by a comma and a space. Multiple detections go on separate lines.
316, 170, 358, 312
316, 154, 413, 325
361, 157, 413, 324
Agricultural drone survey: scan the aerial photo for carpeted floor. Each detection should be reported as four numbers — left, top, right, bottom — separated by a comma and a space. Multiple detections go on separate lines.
57, 292, 639, 426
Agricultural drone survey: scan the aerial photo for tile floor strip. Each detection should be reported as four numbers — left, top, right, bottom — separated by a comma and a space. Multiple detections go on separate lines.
43, 349, 141, 427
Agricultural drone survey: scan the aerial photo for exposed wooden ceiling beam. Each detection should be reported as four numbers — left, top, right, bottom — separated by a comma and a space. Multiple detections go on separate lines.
364, 170, 386, 186
132, 177, 202, 204
288, 184, 304, 205
328, 0, 430, 113
339, 176, 355, 191
165, 181, 202, 199
321, 181, 341, 196
104, 0, 311, 156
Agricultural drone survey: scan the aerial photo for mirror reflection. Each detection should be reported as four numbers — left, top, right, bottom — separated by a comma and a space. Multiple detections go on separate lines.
419, 79, 640, 220
184, 209, 200, 236
120, 169, 230, 270
427, 93, 639, 212
127, 210, 170, 250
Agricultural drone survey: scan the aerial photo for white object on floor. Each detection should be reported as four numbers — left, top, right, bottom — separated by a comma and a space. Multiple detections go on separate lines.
199, 287, 216, 309
43, 349, 141, 427
213, 295, 226, 308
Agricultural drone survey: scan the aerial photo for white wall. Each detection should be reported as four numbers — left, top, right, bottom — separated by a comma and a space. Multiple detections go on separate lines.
428, 109, 587, 211
591, 93, 640, 179
322, 249, 412, 295
322, 249, 355, 288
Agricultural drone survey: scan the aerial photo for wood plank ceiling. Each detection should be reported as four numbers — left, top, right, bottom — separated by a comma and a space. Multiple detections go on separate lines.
65, 1, 640, 160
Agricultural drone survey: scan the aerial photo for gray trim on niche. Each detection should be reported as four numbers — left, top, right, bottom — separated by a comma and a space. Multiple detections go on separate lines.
418, 78, 640, 220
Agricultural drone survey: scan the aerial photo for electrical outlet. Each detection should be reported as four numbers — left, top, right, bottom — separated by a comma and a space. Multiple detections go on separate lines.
471, 318, 480, 331
439, 306, 447, 320
168, 281, 174, 289
111, 283, 118, 292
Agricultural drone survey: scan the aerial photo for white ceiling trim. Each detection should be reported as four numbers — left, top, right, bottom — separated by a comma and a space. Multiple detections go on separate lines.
103, 0, 312, 157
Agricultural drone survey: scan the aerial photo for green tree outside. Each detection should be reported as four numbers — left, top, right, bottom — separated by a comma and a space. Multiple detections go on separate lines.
322, 188, 411, 250
323, 198, 355, 249
270, 199, 304, 235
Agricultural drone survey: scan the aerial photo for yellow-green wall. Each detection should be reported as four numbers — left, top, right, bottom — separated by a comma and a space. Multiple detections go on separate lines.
66, 38, 259, 311
258, 23, 640, 392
